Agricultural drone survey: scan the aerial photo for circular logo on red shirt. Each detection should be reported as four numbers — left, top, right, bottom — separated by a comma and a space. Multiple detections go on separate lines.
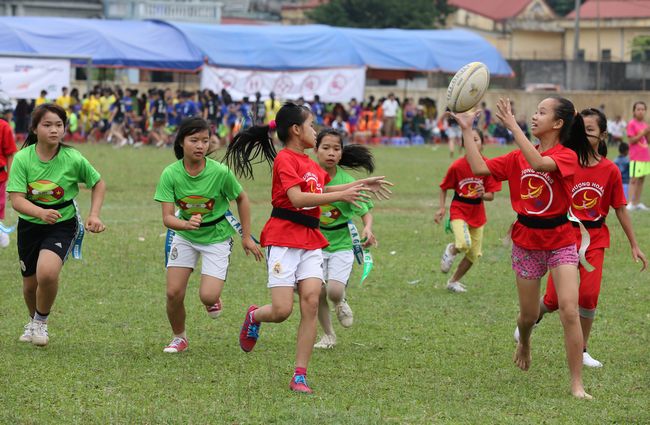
520, 174, 553, 215
571, 186, 603, 220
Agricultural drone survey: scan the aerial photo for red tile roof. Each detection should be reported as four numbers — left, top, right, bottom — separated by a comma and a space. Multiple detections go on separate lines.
448, 0, 534, 21
567, 0, 650, 19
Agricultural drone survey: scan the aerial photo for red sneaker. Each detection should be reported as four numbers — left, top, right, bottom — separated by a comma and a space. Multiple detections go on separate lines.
163, 337, 188, 353
206, 298, 223, 319
239, 305, 260, 352
289, 374, 313, 394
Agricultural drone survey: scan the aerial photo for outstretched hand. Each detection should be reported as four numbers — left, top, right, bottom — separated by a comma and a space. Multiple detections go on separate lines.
447, 109, 480, 131
494, 98, 518, 130
356, 176, 393, 201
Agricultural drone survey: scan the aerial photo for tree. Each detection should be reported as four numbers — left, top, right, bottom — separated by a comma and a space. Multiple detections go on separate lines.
545, 0, 586, 17
631, 36, 650, 63
307, 0, 452, 29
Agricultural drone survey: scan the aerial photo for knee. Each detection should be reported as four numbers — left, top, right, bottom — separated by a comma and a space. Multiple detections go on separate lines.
302, 292, 320, 313
166, 288, 185, 304
558, 303, 579, 324
326, 285, 345, 303
519, 311, 539, 328
199, 292, 219, 306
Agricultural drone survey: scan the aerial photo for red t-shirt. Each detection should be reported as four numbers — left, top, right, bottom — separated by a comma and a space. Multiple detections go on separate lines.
260, 148, 331, 249
440, 156, 502, 227
486, 144, 577, 250
569, 158, 627, 250
0, 120, 17, 183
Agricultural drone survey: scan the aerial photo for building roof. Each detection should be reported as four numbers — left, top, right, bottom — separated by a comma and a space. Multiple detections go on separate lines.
567, 0, 650, 19
281, 0, 328, 11
448, 0, 534, 21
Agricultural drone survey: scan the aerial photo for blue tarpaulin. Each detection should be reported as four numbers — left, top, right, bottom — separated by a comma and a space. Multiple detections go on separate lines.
0, 17, 204, 70
0, 17, 513, 76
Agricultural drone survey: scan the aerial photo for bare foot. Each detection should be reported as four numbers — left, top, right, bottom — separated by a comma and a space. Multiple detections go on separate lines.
571, 386, 593, 399
513, 342, 531, 371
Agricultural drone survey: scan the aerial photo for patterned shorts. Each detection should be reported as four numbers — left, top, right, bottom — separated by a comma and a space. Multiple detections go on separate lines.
511, 243, 578, 280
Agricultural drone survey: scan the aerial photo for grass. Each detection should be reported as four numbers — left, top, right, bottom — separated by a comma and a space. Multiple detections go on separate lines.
1, 143, 649, 424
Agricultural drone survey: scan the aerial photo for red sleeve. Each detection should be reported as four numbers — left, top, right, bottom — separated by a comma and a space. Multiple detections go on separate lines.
276, 154, 304, 193
486, 151, 515, 182
549, 147, 576, 179
484, 174, 502, 193
439, 163, 457, 190
323, 168, 331, 185
609, 165, 627, 208
0, 122, 16, 157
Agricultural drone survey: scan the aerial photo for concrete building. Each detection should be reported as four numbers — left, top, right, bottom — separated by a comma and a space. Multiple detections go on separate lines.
103, 0, 224, 23
2, 0, 103, 18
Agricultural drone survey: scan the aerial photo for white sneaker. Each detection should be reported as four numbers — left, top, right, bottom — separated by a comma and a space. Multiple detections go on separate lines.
0, 232, 9, 248
446, 280, 467, 293
335, 300, 354, 328
636, 203, 650, 211
583, 352, 603, 368
31, 320, 49, 346
514, 323, 537, 343
440, 243, 457, 273
19, 320, 34, 342
314, 334, 336, 349
626, 203, 638, 211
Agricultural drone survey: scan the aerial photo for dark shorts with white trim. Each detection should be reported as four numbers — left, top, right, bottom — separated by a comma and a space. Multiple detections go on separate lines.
17, 217, 78, 277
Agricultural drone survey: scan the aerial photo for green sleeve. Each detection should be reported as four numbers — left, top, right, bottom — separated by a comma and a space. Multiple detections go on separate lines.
78, 154, 101, 188
154, 168, 175, 203
6, 152, 27, 193
220, 168, 243, 201
351, 198, 373, 217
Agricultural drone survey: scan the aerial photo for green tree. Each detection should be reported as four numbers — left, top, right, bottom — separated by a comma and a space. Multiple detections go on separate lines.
631, 36, 650, 62
307, 0, 452, 29
546, 0, 585, 17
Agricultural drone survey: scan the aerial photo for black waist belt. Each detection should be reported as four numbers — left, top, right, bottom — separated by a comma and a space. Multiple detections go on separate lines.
271, 207, 319, 229
0, 166, 4, 172
200, 214, 226, 227
453, 192, 482, 205
320, 222, 348, 231
572, 218, 605, 229
517, 213, 568, 229
31, 199, 74, 210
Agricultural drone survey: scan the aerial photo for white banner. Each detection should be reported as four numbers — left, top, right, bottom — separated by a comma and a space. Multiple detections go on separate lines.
201, 66, 366, 103
0, 57, 71, 99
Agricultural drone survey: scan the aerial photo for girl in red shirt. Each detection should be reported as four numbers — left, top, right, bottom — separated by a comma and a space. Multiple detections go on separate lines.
453, 96, 595, 399
224, 102, 391, 394
535, 108, 647, 368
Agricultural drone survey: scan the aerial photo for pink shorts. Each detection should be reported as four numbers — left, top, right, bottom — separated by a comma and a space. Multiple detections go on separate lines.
511, 243, 578, 280
0, 179, 6, 220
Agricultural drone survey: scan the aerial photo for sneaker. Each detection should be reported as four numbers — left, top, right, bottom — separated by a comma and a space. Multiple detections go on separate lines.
626, 203, 638, 211
583, 352, 603, 368
637, 203, 650, 211
19, 320, 33, 342
335, 300, 353, 328
314, 334, 337, 349
0, 232, 9, 248
440, 243, 457, 273
206, 298, 223, 319
289, 374, 313, 394
31, 320, 49, 346
446, 280, 467, 293
239, 305, 260, 352
163, 337, 188, 353
513, 323, 537, 343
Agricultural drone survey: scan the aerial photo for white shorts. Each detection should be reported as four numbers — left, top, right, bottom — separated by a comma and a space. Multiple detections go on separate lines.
167, 234, 233, 280
446, 126, 461, 139
323, 250, 354, 286
266, 246, 323, 288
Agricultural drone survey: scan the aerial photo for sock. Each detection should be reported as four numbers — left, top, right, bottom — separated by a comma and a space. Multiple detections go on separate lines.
250, 309, 260, 324
174, 332, 187, 340
294, 367, 307, 377
34, 310, 49, 323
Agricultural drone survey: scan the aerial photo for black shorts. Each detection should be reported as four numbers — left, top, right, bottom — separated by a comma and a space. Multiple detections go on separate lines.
17, 217, 78, 277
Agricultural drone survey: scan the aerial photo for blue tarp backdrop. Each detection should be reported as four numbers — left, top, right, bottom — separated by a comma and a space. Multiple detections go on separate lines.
0, 17, 513, 76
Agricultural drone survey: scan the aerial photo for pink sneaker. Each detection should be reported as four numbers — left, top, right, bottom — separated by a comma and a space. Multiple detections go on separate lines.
289, 374, 313, 394
163, 337, 188, 353
206, 298, 223, 319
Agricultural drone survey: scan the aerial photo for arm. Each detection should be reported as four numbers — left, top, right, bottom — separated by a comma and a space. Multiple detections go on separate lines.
235, 191, 263, 261
495, 98, 557, 172
85, 179, 106, 233
287, 184, 370, 209
452, 112, 491, 176
161, 202, 201, 231
325, 176, 393, 200
360, 212, 376, 247
481, 191, 495, 202
614, 206, 648, 271
9, 192, 61, 224
6, 153, 14, 173
434, 188, 447, 224
627, 126, 650, 144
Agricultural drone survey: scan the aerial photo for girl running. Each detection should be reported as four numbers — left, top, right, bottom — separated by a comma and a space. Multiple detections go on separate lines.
154, 117, 263, 354
313, 129, 376, 349
434, 128, 501, 293
532, 108, 647, 368
626, 101, 650, 210
7, 103, 106, 347
452, 96, 594, 399
224, 102, 391, 394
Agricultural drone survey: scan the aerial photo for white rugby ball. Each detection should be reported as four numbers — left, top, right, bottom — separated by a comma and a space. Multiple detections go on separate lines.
446, 62, 490, 113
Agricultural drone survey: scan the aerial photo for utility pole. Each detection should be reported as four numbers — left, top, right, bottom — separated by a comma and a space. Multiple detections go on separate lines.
596, 0, 601, 90
570, 0, 581, 90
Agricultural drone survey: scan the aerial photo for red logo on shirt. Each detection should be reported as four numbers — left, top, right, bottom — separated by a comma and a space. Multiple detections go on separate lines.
320, 204, 342, 225
26, 180, 64, 203
458, 178, 483, 198
571, 185, 603, 220
302, 172, 323, 211
520, 174, 553, 214
177, 195, 215, 215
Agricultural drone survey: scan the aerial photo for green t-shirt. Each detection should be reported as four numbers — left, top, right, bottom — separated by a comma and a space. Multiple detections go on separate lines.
320, 166, 373, 253
7, 144, 101, 224
154, 158, 242, 245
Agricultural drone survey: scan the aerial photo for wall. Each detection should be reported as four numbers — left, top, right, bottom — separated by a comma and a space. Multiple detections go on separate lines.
510, 30, 563, 60
564, 20, 650, 62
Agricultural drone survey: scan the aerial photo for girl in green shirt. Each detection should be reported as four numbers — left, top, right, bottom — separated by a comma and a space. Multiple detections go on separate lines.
314, 129, 376, 349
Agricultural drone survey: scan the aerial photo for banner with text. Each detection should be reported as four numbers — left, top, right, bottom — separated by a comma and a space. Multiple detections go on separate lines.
201, 66, 365, 103
0, 57, 71, 99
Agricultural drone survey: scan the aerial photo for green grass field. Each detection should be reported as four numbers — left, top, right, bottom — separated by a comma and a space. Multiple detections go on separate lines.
1, 144, 649, 424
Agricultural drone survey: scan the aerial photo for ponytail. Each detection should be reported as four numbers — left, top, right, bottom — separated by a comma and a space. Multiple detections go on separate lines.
550, 96, 595, 167
223, 124, 276, 179
340, 144, 375, 173
22, 132, 38, 149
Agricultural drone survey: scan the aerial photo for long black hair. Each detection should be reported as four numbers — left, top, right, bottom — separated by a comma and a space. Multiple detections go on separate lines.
460, 128, 483, 148
580, 108, 608, 157
173, 117, 211, 160
316, 129, 374, 173
548, 96, 595, 167
224, 102, 311, 178
23, 103, 68, 149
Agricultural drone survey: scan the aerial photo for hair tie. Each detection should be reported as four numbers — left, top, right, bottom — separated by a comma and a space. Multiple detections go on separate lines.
268, 120, 277, 131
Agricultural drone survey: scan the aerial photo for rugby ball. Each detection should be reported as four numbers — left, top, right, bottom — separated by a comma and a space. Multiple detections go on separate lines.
446, 62, 490, 113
